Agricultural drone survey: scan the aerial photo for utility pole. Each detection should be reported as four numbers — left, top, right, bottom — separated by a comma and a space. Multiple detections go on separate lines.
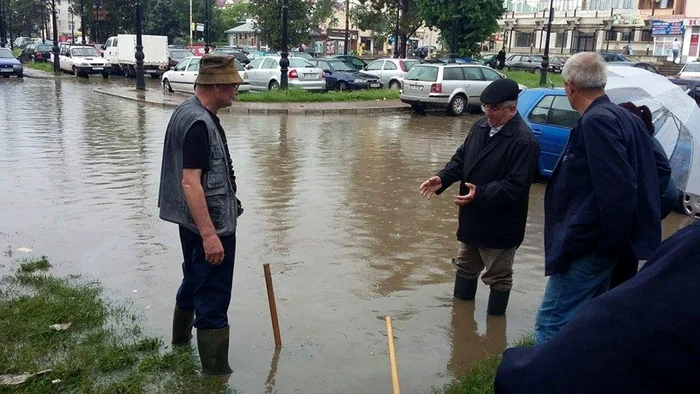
343, 0, 349, 55
135, 0, 145, 89
539, 0, 554, 87
280, 0, 289, 89
204, 0, 210, 53
394, 1, 399, 58
51, 0, 59, 72
80, 0, 84, 43
1, 0, 7, 47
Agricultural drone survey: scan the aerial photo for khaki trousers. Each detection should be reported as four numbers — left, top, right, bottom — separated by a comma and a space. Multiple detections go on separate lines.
452, 242, 516, 291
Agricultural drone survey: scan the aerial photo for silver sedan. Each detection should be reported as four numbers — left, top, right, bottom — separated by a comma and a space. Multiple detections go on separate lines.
245, 56, 326, 91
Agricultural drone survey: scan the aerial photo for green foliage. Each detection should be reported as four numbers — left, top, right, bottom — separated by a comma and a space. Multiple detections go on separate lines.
18, 256, 51, 273
352, 0, 422, 56
236, 88, 399, 102
5, 0, 50, 38
220, 2, 251, 31
23, 61, 55, 73
310, 0, 338, 28
248, 0, 312, 50
417, 0, 504, 57
350, 2, 394, 37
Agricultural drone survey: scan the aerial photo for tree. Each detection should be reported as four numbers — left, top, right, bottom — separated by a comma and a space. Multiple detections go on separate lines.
144, 0, 188, 42
417, 0, 504, 56
220, 2, 250, 31
248, 0, 311, 50
310, 0, 336, 28
352, 0, 421, 57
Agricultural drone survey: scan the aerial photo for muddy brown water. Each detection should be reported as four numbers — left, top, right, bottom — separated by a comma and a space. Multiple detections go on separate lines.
0, 76, 693, 393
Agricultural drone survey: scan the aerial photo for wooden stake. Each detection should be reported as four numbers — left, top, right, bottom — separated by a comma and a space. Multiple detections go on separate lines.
263, 263, 282, 348
385, 316, 400, 394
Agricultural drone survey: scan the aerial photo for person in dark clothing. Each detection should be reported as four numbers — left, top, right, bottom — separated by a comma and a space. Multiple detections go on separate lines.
419, 78, 540, 315
497, 48, 506, 70
495, 219, 700, 394
619, 102, 677, 219
534, 52, 664, 344
158, 55, 243, 376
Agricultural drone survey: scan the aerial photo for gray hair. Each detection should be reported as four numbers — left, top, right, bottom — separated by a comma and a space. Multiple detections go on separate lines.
502, 99, 517, 108
562, 52, 607, 90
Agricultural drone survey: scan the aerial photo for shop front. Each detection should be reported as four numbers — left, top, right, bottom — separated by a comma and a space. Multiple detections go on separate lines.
686, 20, 700, 62
651, 19, 685, 58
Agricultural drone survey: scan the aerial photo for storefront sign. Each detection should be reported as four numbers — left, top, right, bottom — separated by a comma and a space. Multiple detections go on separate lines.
688, 20, 700, 26
652, 20, 685, 35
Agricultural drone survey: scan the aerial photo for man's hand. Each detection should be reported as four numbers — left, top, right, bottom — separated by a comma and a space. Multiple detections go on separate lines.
202, 234, 225, 265
419, 176, 443, 199
454, 182, 477, 206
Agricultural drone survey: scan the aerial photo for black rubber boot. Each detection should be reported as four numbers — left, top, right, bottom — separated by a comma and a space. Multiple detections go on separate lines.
453, 273, 478, 300
171, 306, 194, 346
197, 326, 233, 376
487, 289, 510, 316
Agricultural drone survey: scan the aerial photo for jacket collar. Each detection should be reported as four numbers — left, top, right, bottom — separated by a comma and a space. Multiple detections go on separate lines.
478, 113, 522, 138
582, 94, 611, 116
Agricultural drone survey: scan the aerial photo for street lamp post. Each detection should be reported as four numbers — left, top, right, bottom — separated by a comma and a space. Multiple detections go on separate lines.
135, 0, 145, 90
448, 0, 459, 63
0, 0, 6, 47
204, 0, 210, 53
69, 6, 75, 43
51, 0, 59, 72
393, 1, 399, 58
280, 0, 289, 89
539, 0, 554, 87
343, 0, 349, 55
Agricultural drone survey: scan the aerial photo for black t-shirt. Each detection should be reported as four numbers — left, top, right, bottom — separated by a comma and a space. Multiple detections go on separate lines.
182, 112, 237, 193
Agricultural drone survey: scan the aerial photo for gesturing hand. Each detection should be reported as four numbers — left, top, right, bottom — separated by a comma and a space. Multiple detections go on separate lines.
454, 182, 477, 207
203, 234, 225, 265
419, 176, 443, 199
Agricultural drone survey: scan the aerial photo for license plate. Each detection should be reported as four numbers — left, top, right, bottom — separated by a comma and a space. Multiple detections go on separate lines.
304, 73, 317, 79
93, 67, 103, 71
408, 84, 422, 91
370, 83, 380, 88
0, 69, 12, 72
146, 70, 157, 73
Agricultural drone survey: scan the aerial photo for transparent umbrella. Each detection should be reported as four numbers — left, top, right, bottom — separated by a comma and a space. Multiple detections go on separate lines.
605, 66, 700, 218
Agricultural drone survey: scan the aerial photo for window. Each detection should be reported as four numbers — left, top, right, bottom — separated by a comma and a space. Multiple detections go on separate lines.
641, 30, 652, 42
529, 95, 553, 125
482, 68, 501, 81
317, 61, 329, 71
442, 67, 464, 81
548, 96, 579, 128
514, 31, 534, 48
261, 58, 277, 69
621, 32, 632, 42
695, 87, 700, 105
186, 58, 200, 71
113, 38, 118, 46
351, 58, 365, 68
405, 65, 438, 82
366, 60, 383, 71
174, 59, 189, 71
248, 58, 263, 69
463, 67, 483, 81
383, 61, 397, 70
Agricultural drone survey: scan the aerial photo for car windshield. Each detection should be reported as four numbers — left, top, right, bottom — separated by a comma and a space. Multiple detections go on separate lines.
289, 58, 313, 68
36, 45, 52, 51
404, 65, 438, 82
403, 59, 420, 70
684, 63, 700, 72
234, 59, 244, 71
171, 49, 194, 58
0, 48, 14, 58
71, 47, 99, 57
328, 60, 354, 71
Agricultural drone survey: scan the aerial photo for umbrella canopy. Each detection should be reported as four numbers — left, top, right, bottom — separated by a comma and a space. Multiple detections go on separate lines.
605, 66, 700, 218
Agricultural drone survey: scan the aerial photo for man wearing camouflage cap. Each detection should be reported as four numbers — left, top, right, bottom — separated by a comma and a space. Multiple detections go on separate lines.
158, 54, 244, 375
419, 78, 540, 315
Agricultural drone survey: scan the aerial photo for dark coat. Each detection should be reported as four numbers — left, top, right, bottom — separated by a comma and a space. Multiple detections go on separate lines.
437, 114, 540, 249
495, 220, 700, 394
544, 95, 664, 277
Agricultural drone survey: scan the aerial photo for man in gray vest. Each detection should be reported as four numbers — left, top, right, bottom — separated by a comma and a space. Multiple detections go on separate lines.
158, 55, 243, 376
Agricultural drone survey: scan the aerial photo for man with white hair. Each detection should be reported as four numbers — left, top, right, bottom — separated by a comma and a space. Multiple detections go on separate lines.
534, 52, 663, 344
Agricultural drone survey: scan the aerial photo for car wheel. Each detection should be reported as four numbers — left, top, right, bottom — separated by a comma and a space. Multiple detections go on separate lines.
102, 72, 109, 79
533, 67, 541, 74
448, 94, 467, 116
505, 66, 511, 71
123, 66, 130, 78
338, 81, 348, 91
389, 80, 401, 90
150, 73, 160, 79
16, 73, 23, 78
73, 67, 81, 77
268, 80, 279, 90
163, 79, 173, 93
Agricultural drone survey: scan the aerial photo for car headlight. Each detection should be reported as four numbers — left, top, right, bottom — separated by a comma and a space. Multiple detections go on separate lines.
80, 62, 90, 67
13, 64, 22, 69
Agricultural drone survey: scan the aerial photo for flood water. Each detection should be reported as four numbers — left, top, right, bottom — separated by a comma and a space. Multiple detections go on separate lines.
0, 76, 693, 393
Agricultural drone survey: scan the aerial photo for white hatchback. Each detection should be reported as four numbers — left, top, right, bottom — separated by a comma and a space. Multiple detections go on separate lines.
161, 56, 250, 94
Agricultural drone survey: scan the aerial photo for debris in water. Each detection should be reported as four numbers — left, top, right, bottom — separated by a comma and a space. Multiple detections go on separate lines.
0, 370, 52, 386
132, 290, 138, 293
52, 379, 61, 384
16, 247, 32, 253
49, 323, 71, 331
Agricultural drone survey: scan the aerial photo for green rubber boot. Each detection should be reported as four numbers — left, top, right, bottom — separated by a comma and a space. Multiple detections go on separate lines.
171, 306, 194, 347
453, 273, 478, 300
197, 326, 233, 376
487, 289, 510, 316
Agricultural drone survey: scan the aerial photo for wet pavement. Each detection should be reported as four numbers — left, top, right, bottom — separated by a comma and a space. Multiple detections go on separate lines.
0, 75, 694, 393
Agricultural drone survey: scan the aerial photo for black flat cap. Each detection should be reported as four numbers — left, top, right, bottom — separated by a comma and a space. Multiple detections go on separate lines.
480, 78, 520, 104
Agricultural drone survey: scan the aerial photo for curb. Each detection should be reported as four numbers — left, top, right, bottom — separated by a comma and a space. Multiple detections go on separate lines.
93, 88, 412, 116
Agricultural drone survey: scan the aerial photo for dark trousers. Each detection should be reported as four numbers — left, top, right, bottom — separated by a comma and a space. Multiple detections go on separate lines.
176, 226, 236, 329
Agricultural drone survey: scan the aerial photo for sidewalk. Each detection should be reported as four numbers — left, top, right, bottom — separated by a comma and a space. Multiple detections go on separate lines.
94, 86, 412, 115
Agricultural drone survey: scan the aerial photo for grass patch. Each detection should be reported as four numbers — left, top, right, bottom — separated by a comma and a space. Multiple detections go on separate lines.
504, 70, 564, 89
0, 256, 231, 393
237, 87, 399, 102
13, 48, 21, 57
23, 61, 56, 73
438, 334, 535, 394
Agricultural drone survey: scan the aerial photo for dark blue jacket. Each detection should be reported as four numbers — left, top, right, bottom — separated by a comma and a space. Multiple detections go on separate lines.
495, 220, 700, 394
544, 95, 662, 276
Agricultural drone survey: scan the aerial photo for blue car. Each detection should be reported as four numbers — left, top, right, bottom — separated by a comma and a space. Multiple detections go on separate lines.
0, 47, 23, 78
437, 57, 477, 64
517, 88, 580, 178
311, 58, 381, 91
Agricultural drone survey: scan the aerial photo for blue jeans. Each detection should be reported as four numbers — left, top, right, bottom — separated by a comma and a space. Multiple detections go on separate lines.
534, 253, 617, 344
176, 226, 236, 329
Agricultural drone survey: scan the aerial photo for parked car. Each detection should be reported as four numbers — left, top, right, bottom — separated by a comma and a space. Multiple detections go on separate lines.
517, 88, 579, 178
59, 45, 111, 78
0, 47, 23, 77
548, 56, 567, 73
18, 44, 37, 62
245, 56, 325, 91
667, 77, 700, 106
14, 37, 33, 49
329, 54, 367, 71
287, 51, 314, 61
399, 63, 515, 116
310, 58, 381, 91
361, 58, 420, 89
162, 56, 250, 94
482, 54, 497, 68
436, 57, 478, 64
504, 54, 544, 73
248, 50, 277, 60
599, 52, 635, 62
412, 45, 437, 58
678, 62, 700, 79
167, 48, 195, 68
607, 61, 660, 74
212, 48, 250, 65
